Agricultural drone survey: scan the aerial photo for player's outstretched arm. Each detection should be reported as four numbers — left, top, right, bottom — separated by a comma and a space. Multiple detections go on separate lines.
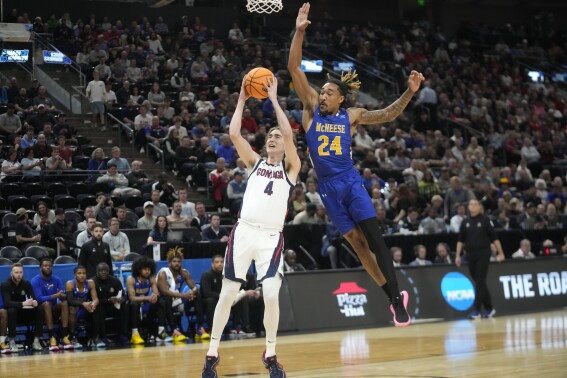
266, 77, 301, 182
229, 78, 260, 170
288, 2, 319, 116
350, 70, 425, 126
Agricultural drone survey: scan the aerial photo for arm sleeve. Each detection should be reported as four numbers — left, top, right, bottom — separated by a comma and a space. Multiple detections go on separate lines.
31, 278, 51, 304
1, 283, 22, 309
200, 272, 219, 299
66, 290, 84, 306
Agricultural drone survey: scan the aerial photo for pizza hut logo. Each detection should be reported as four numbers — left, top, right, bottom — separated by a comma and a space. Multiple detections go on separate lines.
333, 282, 368, 318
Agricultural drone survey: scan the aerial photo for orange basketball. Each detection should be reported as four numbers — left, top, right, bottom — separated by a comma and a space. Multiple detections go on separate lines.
244, 67, 274, 99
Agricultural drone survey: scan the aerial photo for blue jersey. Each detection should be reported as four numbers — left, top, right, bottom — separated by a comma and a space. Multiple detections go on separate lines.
305, 107, 354, 182
134, 277, 152, 297
71, 279, 90, 303
31, 275, 65, 305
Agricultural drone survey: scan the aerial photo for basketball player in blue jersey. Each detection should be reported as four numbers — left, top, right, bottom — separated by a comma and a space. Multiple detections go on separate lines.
289, 3, 425, 326
202, 77, 300, 378
65, 265, 100, 348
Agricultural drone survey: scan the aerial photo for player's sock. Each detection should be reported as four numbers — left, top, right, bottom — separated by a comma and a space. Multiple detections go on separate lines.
262, 277, 282, 358
61, 327, 68, 338
132, 328, 138, 336
359, 218, 402, 301
381, 282, 393, 302
0, 336, 6, 344
207, 279, 241, 357
158, 326, 165, 334
48, 329, 54, 339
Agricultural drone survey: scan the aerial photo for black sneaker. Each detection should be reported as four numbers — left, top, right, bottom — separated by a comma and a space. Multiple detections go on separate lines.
202, 354, 220, 378
389, 290, 411, 327
262, 351, 286, 378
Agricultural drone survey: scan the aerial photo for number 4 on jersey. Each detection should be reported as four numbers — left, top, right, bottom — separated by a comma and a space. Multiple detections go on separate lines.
264, 180, 274, 195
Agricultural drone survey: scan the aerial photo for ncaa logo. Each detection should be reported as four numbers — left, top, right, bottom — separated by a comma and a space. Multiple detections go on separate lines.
440, 272, 475, 311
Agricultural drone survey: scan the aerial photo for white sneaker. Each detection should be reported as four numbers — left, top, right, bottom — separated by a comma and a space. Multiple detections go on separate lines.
139, 147, 145, 154
32, 338, 43, 351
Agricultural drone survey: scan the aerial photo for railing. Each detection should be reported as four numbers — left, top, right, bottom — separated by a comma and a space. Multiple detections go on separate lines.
146, 141, 166, 171
33, 32, 86, 87
106, 113, 137, 157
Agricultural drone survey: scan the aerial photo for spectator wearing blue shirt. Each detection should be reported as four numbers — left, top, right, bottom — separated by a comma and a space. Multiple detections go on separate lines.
227, 171, 247, 215
409, 245, 433, 266
290, 102, 303, 123
147, 215, 170, 246
201, 214, 229, 242
21, 127, 38, 149
215, 135, 236, 165
262, 97, 274, 118
30, 258, 70, 350
107, 146, 131, 173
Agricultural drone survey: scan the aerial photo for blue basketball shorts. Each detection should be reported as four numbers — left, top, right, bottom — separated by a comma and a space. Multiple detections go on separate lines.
318, 169, 376, 235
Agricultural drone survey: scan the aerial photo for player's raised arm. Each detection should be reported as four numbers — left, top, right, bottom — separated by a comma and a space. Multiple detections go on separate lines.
266, 77, 301, 181
229, 78, 260, 169
350, 70, 425, 127
288, 3, 319, 115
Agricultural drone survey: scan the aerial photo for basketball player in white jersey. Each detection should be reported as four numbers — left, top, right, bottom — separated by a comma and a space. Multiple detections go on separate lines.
202, 77, 300, 378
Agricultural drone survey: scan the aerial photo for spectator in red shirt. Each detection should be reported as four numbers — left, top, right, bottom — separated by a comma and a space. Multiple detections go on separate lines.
56, 135, 73, 166
241, 108, 258, 134
209, 157, 230, 210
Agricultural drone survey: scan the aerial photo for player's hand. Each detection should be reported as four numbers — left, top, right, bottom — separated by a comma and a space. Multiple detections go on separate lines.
455, 256, 461, 267
266, 75, 278, 101
496, 254, 505, 263
23, 299, 34, 307
239, 76, 251, 102
408, 70, 425, 93
296, 3, 311, 32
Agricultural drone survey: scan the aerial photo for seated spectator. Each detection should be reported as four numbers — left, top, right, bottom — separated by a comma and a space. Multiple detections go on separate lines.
283, 249, 306, 272
167, 201, 191, 229
116, 206, 137, 229
53, 114, 77, 142
76, 217, 96, 251
397, 207, 420, 235
1, 148, 22, 182
156, 250, 207, 341
93, 192, 114, 227
48, 208, 77, 256
391, 247, 404, 267
434, 243, 453, 264
150, 189, 169, 217
88, 147, 107, 178
126, 160, 155, 193
138, 202, 157, 229
227, 171, 246, 215
450, 204, 466, 233
512, 239, 536, 260
305, 179, 324, 207
544, 204, 562, 229
33, 201, 55, 232
92, 262, 130, 345
97, 163, 138, 197
31, 258, 70, 351
215, 135, 236, 166
191, 202, 210, 231
28, 107, 55, 134
126, 257, 168, 344
1, 263, 43, 353
177, 188, 196, 220
21, 147, 45, 178
292, 203, 320, 225
15, 207, 44, 253
20, 127, 37, 149
77, 207, 95, 232
201, 214, 229, 242
409, 244, 432, 266
0, 103, 23, 140
65, 265, 101, 348
33, 85, 57, 113
106, 146, 131, 173
147, 216, 170, 246
418, 207, 446, 234
103, 217, 131, 261
444, 176, 475, 219
45, 146, 68, 171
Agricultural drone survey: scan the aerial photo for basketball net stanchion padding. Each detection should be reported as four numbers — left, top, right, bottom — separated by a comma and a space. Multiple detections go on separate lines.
246, 0, 283, 14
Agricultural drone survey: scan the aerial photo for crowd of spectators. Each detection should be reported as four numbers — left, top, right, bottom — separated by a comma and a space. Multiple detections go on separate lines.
1, 9, 566, 267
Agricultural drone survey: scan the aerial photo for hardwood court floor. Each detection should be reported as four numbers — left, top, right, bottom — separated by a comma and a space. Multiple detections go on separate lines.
1, 309, 566, 377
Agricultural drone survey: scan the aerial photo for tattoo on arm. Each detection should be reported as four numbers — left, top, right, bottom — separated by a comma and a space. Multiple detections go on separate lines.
359, 88, 414, 125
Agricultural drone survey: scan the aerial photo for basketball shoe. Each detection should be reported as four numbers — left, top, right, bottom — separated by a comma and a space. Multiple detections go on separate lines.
195, 327, 211, 341
49, 336, 59, 352
131, 331, 145, 345
262, 351, 286, 378
172, 329, 187, 342
202, 354, 220, 378
389, 290, 411, 327
483, 309, 496, 318
61, 336, 74, 350
469, 311, 481, 320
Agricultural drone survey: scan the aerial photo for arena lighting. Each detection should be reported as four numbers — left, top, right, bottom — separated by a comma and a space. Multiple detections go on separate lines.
147, 0, 175, 8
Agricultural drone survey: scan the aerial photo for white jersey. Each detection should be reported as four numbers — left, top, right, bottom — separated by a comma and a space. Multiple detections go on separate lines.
239, 159, 293, 230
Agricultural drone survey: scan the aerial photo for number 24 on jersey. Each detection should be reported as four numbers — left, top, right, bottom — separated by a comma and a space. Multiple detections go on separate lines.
317, 135, 342, 156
